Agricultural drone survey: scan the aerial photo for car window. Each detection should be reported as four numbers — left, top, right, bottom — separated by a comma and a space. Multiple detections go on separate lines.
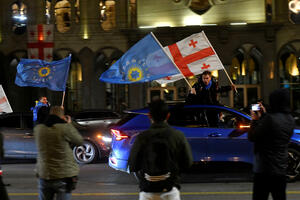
205, 108, 250, 129
102, 112, 119, 118
0, 115, 21, 128
168, 108, 208, 127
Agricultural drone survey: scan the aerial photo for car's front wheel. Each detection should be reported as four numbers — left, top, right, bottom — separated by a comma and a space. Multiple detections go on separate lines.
287, 148, 300, 181
73, 141, 98, 164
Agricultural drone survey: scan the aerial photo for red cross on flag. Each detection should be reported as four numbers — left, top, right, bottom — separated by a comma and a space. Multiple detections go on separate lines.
0, 85, 13, 114
27, 24, 54, 62
156, 31, 224, 84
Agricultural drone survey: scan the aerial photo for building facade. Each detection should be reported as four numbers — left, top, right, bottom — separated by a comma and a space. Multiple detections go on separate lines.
0, 0, 299, 113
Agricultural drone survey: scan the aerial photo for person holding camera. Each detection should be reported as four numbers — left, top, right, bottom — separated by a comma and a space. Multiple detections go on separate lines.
34, 106, 83, 200
248, 88, 295, 200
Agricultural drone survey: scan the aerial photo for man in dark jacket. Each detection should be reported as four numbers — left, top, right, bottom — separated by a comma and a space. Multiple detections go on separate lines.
186, 70, 236, 105
128, 99, 193, 200
248, 88, 295, 200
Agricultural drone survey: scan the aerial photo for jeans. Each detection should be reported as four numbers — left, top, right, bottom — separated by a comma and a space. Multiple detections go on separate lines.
38, 178, 72, 200
139, 187, 180, 200
252, 173, 287, 200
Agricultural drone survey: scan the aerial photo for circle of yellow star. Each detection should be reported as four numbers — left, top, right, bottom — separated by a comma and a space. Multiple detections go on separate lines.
38, 67, 51, 77
127, 66, 143, 82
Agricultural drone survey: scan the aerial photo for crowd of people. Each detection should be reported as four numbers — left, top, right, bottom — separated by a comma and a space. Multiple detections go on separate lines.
0, 70, 296, 200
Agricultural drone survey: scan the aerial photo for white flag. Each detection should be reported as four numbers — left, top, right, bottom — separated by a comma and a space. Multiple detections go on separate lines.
156, 31, 224, 84
0, 85, 13, 114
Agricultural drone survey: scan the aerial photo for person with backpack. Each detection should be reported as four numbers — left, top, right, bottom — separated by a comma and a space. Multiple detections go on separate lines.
128, 99, 193, 200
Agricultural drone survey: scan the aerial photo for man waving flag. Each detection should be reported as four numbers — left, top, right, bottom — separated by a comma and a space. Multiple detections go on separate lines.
156, 31, 225, 84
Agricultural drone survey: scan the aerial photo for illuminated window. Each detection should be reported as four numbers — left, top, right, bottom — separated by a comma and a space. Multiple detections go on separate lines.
230, 46, 261, 84
97, 48, 125, 110
75, 0, 80, 23
68, 60, 82, 111
278, 44, 300, 110
45, 0, 51, 24
129, 0, 137, 28
99, 0, 116, 31
11, 1, 27, 34
55, 0, 71, 33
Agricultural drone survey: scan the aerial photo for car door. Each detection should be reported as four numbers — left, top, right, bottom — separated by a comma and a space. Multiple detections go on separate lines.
205, 108, 254, 164
168, 107, 209, 162
0, 113, 27, 158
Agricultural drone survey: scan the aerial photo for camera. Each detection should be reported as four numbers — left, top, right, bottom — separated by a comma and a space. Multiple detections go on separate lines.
251, 104, 260, 111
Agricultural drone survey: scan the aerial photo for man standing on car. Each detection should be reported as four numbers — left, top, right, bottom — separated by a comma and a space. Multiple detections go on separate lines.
248, 88, 295, 200
34, 106, 83, 200
128, 99, 193, 200
186, 70, 236, 105
32, 96, 50, 126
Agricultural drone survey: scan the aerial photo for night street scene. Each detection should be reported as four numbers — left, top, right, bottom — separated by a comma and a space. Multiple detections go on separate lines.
0, 0, 300, 200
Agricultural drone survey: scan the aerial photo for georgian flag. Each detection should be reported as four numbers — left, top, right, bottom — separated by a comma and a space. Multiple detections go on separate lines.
27, 24, 54, 62
0, 85, 13, 114
156, 31, 224, 84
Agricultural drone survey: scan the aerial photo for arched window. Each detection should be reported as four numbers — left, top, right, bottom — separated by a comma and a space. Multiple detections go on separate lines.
99, 0, 116, 31
11, 1, 27, 34
229, 45, 262, 109
53, 51, 82, 112
96, 48, 125, 111
230, 46, 261, 84
55, 0, 71, 33
278, 44, 300, 111
68, 60, 82, 111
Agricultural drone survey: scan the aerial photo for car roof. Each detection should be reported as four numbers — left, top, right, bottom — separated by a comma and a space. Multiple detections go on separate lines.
0, 112, 32, 118
125, 104, 251, 119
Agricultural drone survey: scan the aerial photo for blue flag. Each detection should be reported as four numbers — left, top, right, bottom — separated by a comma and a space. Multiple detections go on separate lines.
15, 55, 71, 91
99, 33, 179, 84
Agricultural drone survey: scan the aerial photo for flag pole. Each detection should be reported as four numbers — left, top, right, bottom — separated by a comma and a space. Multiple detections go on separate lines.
150, 32, 193, 89
201, 31, 237, 93
61, 91, 65, 107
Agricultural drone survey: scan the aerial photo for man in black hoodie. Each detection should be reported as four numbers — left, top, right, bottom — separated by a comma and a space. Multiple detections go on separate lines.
248, 88, 295, 200
128, 99, 193, 200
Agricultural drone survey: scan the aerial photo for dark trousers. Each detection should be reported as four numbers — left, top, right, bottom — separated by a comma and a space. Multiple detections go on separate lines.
0, 176, 9, 200
253, 173, 286, 200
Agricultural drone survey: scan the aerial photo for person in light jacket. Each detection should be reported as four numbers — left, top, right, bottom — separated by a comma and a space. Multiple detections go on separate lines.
34, 106, 83, 200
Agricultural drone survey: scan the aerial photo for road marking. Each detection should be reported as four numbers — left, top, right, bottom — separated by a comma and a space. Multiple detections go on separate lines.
8, 191, 300, 196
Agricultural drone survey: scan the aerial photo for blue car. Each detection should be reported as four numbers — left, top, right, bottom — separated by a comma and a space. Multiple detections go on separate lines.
108, 104, 300, 180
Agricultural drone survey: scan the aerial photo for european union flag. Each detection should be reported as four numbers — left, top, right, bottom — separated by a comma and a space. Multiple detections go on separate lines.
99, 33, 179, 84
15, 55, 71, 91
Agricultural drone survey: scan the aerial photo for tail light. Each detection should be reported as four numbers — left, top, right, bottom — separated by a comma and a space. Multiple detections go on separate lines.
239, 124, 250, 129
111, 129, 129, 141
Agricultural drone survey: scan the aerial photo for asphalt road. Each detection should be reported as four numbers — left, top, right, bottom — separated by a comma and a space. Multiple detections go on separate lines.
3, 161, 300, 200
